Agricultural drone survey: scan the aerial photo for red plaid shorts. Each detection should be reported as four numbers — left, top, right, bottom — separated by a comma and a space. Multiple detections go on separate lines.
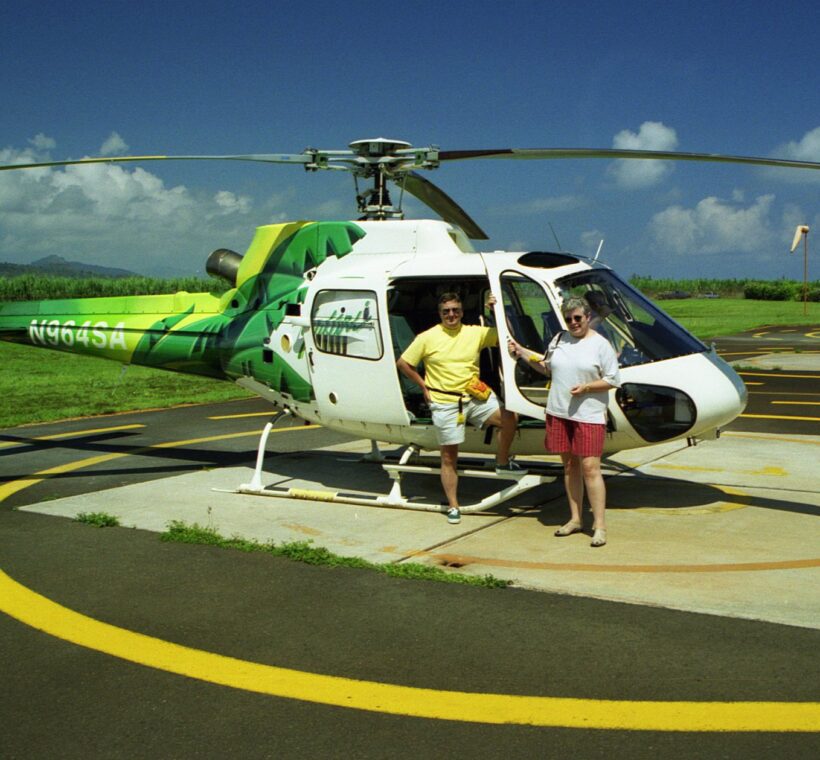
545, 414, 605, 457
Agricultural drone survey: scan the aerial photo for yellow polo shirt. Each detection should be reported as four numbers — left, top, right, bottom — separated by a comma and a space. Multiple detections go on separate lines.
401, 324, 497, 403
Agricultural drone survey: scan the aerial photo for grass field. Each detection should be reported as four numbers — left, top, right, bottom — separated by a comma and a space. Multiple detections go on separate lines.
660, 298, 818, 338
0, 341, 252, 428
0, 298, 816, 428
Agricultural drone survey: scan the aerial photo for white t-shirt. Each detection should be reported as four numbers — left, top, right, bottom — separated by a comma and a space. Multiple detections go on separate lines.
545, 330, 621, 424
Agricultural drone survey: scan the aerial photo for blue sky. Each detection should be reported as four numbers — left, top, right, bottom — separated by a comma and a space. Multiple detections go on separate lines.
1, 0, 818, 279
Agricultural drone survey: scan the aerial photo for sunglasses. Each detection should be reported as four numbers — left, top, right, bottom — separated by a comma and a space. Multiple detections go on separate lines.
565, 314, 587, 324
440, 307, 462, 314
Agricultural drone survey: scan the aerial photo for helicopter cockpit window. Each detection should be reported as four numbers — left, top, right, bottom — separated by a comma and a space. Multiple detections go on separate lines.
311, 289, 383, 360
554, 272, 706, 367
500, 271, 560, 406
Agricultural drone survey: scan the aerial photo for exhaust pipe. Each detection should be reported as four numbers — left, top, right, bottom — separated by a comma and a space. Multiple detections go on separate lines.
206, 248, 243, 286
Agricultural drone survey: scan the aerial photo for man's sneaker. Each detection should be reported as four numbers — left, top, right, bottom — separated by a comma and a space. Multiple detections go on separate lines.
495, 460, 528, 475
447, 507, 461, 524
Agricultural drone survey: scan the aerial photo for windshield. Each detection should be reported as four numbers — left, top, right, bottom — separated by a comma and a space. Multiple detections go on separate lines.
555, 270, 706, 367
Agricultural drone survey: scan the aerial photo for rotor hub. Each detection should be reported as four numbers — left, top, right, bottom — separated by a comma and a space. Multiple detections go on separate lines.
348, 138, 412, 158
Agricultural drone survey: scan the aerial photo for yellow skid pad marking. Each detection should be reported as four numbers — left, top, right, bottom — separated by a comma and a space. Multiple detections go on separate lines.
649, 463, 786, 477
1, 569, 818, 731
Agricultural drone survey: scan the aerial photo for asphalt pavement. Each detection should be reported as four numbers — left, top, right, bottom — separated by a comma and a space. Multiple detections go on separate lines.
0, 326, 818, 758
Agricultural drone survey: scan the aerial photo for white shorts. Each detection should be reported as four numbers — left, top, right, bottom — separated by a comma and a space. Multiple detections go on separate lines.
430, 393, 501, 446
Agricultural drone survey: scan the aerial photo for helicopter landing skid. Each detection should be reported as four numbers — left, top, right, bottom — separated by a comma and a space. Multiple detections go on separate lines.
233, 442, 556, 516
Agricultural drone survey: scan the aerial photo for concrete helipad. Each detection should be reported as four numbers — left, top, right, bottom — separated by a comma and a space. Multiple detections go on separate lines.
20, 422, 820, 629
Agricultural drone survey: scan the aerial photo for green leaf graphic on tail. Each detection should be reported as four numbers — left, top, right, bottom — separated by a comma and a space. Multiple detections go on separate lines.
131, 221, 365, 400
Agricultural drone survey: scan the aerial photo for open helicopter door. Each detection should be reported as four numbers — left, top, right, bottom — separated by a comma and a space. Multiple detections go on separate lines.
303, 277, 410, 426
480, 254, 564, 422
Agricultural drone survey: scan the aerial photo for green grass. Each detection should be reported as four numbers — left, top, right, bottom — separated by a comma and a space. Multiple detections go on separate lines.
0, 341, 252, 428
660, 298, 818, 339
75, 511, 120, 527
161, 520, 511, 589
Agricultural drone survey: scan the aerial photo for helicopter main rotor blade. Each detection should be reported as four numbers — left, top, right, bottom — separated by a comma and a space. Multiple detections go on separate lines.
402, 171, 489, 240
438, 147, 820, 172
0, 153, 315, 172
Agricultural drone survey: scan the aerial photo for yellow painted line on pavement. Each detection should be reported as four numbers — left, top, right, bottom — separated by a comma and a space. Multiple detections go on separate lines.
0, 569, 818, 732
740, 413, 820, 422
772, 400, 820, 406
723, 431, 820, 445
149, 425, 318, 450
0, 425, 318, 503
749, 391, 820, 396
0, 424, 145, 450
738, 372, 818, 379
208, 412, 293, 420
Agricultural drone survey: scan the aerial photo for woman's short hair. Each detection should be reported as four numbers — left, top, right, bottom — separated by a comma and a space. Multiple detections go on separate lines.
561, 295, 591, 316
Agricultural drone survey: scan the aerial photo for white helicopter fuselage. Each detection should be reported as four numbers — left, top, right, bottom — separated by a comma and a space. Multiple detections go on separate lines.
237, 219, 746, 456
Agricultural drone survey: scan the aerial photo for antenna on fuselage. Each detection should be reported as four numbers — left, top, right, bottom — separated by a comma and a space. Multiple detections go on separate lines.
548, 222, 563, 251
593, 239, 604, 262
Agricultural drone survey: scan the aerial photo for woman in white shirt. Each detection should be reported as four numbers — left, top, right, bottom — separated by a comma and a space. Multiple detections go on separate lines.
509, 296, 620, 547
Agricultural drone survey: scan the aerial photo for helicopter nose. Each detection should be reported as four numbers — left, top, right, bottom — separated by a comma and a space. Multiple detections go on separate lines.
692, 351, 748, 432
614, 351, 747, 445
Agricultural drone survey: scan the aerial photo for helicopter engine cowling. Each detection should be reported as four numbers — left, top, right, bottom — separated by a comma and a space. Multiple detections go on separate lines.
206, 248, 244, 286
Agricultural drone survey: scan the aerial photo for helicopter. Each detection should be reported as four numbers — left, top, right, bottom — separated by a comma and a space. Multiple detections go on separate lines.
1, 138, 818, 513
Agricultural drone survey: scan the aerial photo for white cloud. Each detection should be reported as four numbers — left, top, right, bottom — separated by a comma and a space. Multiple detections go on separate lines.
769, 126, 820, 184
580, 229, 605, 256
99, 131, 129, 156
610, 121, 679, 189
29, 133, 56, 151
777, 126, 820, 162
214, 190, 251, 214
649, 194, 775, 255
0, 137, 267, 274
492, 195, 586, 215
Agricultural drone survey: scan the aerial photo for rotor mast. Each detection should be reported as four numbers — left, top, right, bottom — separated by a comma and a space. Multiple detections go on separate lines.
341, 138, 440, 221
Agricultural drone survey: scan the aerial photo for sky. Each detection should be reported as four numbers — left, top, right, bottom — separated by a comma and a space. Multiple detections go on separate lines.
1, 0, 818, 280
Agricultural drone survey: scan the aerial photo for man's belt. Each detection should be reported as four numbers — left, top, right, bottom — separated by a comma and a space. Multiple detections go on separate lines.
426, 386, 467, 413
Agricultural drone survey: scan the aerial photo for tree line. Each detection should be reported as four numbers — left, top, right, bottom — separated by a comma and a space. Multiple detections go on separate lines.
0, 273, 816, 302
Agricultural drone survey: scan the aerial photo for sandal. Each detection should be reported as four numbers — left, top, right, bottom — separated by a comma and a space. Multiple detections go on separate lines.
590, 528, 607, 547
554, 521, 582, 537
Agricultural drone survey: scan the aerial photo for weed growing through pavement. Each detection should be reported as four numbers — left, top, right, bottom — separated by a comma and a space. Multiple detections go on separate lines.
75, 511, 120, 528
160, 520, 510, 589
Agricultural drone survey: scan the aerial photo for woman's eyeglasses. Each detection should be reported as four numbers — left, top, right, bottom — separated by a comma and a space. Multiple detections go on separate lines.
566, 314, 587, 324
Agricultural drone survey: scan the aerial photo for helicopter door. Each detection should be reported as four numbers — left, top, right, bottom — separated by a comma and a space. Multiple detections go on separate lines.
305, 285, 410, 426
480, 256, 562, 420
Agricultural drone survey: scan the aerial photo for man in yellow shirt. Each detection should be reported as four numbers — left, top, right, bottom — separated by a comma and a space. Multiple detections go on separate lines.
396, 292, 521, 524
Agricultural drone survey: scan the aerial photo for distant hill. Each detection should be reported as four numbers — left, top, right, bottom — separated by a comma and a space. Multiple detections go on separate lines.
0, 255, 140, 278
